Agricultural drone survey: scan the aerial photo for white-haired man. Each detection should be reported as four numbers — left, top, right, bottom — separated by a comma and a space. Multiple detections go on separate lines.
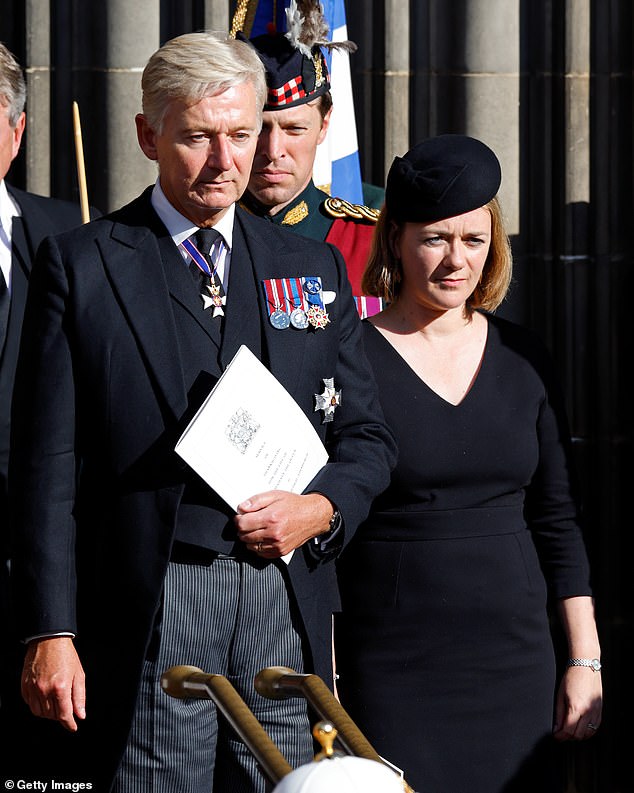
9, 31, 395, 792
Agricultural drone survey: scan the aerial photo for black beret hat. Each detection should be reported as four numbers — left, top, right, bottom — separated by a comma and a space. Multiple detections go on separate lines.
385, 134, 502, 223
240, 30, 330, 111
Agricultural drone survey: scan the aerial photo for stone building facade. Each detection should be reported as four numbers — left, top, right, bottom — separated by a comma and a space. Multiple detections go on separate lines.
1, 2, 631, 790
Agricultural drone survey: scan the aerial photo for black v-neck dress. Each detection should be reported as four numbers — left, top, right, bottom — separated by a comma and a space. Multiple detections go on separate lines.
335, 315, 593, 793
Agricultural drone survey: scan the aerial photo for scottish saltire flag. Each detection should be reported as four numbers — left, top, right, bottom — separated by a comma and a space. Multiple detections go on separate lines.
241, 0, 364, 204
247, 2, 288, 35
312, 0, 363, 203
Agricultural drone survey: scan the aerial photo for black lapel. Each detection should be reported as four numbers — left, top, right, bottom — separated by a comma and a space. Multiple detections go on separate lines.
233, 209, 310, 397
159, 234, 222, 351
8, 186, 60, 277
100, 195, 188, 420
219, 217, 262, 369
10, 215, 30, 281
0, 232, 28, 362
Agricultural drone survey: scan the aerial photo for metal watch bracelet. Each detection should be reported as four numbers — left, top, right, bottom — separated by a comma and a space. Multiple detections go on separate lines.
567, 658, 602, 672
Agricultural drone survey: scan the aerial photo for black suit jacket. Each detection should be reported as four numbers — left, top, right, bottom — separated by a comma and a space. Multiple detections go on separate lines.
9, 187, 395, 786
0, 184, 99, 780
1, 184, 94, 504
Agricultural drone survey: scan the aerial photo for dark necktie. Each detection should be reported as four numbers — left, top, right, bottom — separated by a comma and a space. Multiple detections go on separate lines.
188, 228, 226, 316
0, 267, 9, 345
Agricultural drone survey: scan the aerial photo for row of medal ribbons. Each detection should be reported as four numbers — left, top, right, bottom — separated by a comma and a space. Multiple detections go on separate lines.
261, 276, 332, 330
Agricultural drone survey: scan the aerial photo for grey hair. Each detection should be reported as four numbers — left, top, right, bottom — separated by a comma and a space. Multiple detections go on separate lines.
141, 31, 267, 133
0, 42, 27, 126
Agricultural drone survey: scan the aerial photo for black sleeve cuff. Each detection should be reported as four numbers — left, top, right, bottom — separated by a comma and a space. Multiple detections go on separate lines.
309, 509, 344, 559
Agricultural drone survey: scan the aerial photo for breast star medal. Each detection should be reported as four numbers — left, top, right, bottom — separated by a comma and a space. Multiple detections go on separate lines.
314, 378, 341, 423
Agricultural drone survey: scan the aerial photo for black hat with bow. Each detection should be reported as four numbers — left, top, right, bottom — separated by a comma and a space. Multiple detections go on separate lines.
385, 134, 502, 223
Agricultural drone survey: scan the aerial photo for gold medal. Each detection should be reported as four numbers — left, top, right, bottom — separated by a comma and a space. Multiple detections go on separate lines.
306, 305, 330, 329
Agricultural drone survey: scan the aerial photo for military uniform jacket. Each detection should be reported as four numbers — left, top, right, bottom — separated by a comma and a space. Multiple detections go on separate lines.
242, 180, 380, 300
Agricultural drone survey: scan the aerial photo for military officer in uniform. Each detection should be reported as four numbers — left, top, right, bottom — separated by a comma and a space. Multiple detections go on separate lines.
239, 13, 383, 316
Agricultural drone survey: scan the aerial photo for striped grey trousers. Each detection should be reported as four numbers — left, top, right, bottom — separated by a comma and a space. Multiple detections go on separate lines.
112, 556, 313, 793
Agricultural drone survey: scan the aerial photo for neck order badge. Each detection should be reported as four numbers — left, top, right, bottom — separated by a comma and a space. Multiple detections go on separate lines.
181, 229, 226, 317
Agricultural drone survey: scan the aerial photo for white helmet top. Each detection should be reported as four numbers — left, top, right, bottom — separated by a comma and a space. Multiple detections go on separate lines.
272, 721, 412, 793
272, 755, 410, 793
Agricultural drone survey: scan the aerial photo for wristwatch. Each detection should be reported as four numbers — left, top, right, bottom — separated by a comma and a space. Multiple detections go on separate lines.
567, 658, 602, 672
328, 509, 342, 533
311, 509, 343, 554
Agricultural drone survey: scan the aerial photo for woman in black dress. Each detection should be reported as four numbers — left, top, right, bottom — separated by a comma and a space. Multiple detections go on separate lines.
334, 135, 602, 793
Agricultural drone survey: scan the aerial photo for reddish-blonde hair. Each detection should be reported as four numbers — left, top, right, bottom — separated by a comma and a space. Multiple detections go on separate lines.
362, 197, 512, 312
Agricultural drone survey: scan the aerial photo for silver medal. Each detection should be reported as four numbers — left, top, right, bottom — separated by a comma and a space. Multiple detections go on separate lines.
290, 308, 309, 329
270, 308, 291, 329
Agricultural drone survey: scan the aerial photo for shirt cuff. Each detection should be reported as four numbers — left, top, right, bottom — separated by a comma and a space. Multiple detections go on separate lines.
24, 632, 76, 643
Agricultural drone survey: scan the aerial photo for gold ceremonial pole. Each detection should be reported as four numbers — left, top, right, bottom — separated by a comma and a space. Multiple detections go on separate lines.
255, 666, 383, 762
255, 666, 416, 792
161, 665, 293, 784
72, 101, 90, 224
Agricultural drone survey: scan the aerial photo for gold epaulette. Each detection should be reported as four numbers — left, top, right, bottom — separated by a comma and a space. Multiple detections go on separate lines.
323, 196, 380, 223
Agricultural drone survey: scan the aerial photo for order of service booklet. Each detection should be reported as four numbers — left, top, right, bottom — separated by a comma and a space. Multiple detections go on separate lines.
175, 344, 329, 512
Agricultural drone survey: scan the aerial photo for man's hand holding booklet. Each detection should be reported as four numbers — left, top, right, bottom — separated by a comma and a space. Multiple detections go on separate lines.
175, 344, 329, 513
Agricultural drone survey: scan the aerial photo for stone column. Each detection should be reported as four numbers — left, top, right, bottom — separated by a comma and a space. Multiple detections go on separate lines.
205, 0, 229, 32
99, 0, 160, 211
460, 0, 520, 234
24, 0, 50, 195
564, 0, 590, 208
383, 0, 409, 178
559, 0, 591, 413
413, 0, 520, 233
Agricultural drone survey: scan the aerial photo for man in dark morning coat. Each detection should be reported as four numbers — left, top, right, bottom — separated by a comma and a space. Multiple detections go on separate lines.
0, 42, 98, 725
8, 31, 395, 792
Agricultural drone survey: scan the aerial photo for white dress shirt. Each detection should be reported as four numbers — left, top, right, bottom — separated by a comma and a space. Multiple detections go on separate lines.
150, 180, 234, 295
0, 179, 21, 291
